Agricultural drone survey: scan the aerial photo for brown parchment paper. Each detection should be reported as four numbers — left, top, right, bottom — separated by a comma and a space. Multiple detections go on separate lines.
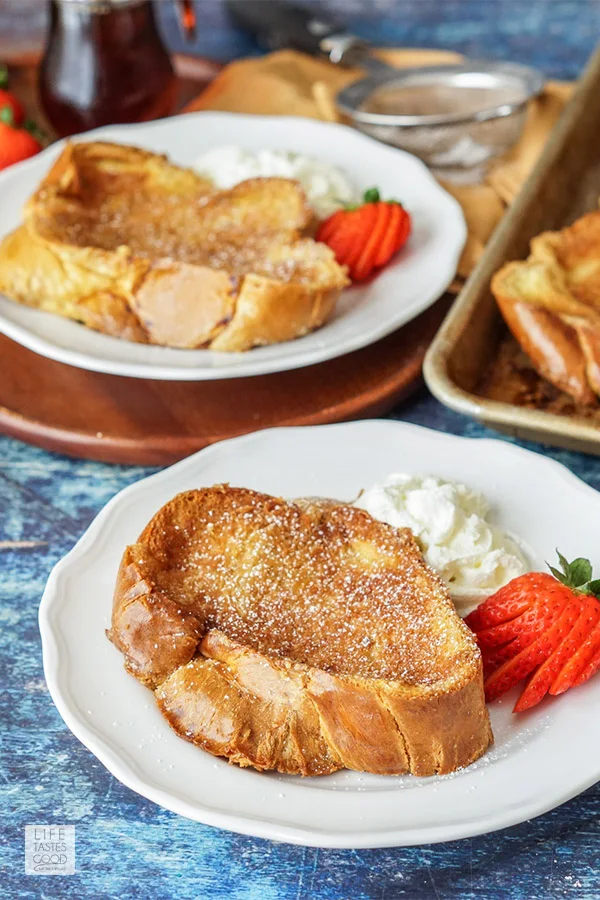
186, 49, 573, 289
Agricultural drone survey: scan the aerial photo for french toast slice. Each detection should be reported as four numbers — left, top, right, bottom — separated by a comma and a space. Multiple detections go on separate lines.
0, 141, 348, 350
492, 211, 600, 404
29, 139, 215, 215
109, 486, 492, 776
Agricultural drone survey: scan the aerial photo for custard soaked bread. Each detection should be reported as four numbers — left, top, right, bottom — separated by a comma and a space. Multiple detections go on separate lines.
492, 211, 600, 404
0, 141, 348, 350
109, 486, 492, 776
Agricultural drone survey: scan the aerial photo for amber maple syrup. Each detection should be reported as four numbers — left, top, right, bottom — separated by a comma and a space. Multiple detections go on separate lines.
39, 0, 195, 137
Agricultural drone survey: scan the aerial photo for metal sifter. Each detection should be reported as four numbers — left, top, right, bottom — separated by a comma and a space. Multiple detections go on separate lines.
228, 0, 544, 177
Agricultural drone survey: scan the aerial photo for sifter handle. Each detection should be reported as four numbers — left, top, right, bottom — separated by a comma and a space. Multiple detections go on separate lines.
226, 0, 373, 67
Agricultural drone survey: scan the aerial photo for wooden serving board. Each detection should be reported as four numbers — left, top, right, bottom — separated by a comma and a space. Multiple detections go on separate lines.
0, 53, 449, 464
0, 301, 448, 465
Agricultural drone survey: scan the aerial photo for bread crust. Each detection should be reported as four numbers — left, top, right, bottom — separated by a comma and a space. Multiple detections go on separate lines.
492, 211, 600, 404
109, 486, 492, 776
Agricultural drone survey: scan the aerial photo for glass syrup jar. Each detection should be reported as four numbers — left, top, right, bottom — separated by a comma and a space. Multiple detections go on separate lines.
39, 0, 196, 137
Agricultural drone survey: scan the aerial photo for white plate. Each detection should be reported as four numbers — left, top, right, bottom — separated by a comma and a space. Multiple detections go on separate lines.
39, 421, 600, 847
0, 113, 465, 380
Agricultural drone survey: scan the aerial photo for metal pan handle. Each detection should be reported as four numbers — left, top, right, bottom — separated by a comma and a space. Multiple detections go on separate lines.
226, 0, 372, 66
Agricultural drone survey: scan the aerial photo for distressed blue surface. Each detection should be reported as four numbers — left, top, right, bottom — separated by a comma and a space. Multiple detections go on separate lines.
157, 0, 600, 80
3, 3, 600, 897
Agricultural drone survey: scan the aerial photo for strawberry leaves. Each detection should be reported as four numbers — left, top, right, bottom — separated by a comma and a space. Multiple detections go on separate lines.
363, 187, 380, 203
362, 186, 403, 207
547, 551, 600, 599
345, 187, 404, 210
566, 556, 592, 586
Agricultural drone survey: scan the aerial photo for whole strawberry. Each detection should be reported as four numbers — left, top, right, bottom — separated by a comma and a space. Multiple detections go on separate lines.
316, 187, 411, 282
0, 65, 24, 126
0, 107, 42, 171
466, 551, 600, 712
0, 91, 24, 127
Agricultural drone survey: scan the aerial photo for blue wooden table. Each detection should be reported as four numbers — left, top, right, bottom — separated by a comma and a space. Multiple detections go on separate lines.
3, 3, 600, 897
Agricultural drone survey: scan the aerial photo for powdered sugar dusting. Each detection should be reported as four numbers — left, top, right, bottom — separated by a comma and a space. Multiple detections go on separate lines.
137, 486, 479, 685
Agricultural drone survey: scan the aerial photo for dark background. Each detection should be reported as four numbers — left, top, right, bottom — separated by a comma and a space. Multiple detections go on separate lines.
1, 0, 599, 78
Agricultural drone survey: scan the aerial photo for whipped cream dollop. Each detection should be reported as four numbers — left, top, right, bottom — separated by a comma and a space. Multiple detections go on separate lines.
193, 146, 358, 219
355, 474, 528, 613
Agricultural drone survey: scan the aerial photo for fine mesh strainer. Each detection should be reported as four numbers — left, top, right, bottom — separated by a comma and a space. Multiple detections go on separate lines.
228, 1, 544, 178
336, 61, 543, 176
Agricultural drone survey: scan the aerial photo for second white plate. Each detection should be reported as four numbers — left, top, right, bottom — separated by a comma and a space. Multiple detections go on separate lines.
0, 112, 465, 380
39, 421, 600, 846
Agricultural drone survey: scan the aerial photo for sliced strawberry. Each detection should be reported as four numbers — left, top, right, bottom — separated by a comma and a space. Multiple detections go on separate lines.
550, 598, 600, 694
343, 203, 380, 273
465, 572, 557, 632
324, 212, 369, 268
513, 597, 584, 711
353, 203, 393, 281
572, 623, 600, 686
480, 616, 564, 676
485, 641, 548, 703
325, 213, 363, 246
468, 552, 600, 711
482, 643, 515, 675
481, 624, 549, 673
316, 189, 411, 283
325, 233, 353, 265
326, 229, 360, 266
373, 203, 410, 267
316, 211, 344, 244
484, 602, 581, 702
369, 203, 400, 270
475, 598, 564, 650
395, 205, 411, 249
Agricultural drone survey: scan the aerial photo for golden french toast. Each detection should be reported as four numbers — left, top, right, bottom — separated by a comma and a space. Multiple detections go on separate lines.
0, 141, 348, 350
109, 486, 492, 777
492, 211, 600, 405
